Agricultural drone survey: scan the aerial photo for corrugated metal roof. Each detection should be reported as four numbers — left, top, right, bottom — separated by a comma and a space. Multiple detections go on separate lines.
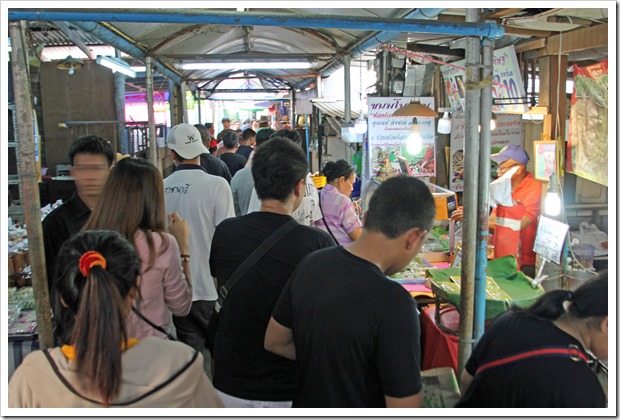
310, 99, 365, 119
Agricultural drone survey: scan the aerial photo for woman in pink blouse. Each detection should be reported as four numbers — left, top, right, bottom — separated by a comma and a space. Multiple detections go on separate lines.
83, 158, 192, 339
314, 160, 363, 246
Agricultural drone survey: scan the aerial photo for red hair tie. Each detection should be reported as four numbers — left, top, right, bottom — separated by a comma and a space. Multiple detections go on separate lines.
79, 251, 107, 277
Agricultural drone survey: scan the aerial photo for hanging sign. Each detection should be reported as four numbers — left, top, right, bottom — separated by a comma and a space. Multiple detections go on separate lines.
440, 45, 529, 114
367, 97, 436, 179
567, 60, 608, 186
448, 113, 523, 192
533, 215, 570, 265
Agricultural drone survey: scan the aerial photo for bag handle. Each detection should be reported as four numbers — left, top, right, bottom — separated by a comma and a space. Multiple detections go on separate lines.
131, 306, 177, 341
475, 345, 588, 375
318, 190, 340, 246
215, 218, 298, 312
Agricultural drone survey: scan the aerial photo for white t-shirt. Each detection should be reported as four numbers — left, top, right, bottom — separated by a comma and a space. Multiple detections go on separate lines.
246, 173, 322, 226
164, 166, 235, 301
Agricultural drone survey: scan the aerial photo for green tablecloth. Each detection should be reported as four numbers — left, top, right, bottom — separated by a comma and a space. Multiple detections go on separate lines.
426, 255, 545, 320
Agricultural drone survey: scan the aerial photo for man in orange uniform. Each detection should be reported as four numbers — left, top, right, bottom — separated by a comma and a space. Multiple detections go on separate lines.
452, 145, 542, 277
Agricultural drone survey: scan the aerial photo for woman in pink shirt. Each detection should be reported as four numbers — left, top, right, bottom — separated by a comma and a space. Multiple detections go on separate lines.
83, 158, 192, 339
315, 160, 363, 246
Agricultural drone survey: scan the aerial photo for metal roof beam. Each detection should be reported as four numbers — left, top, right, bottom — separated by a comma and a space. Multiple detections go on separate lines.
9, 9, 504, 38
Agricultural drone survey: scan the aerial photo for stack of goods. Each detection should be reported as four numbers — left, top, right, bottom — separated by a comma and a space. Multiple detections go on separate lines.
8, 287, 37, 335
8, 223, 30, 288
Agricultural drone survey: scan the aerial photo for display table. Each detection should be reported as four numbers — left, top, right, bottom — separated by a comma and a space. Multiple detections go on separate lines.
8, 310, 38, 379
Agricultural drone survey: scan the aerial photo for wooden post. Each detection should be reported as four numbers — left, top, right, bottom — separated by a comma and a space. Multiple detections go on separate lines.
145, 56, 158, 170
538, 55, 568, 140
9, 21, 54, 350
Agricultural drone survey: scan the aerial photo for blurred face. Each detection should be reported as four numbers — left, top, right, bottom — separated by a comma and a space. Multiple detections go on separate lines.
207, 126, 215, 136
386, 230, 429, 276
496, 159, 521, 177
589, 316, 608, 362
336, 173, 356, 196
222, 120, 230, 130
70, 154, 111, 199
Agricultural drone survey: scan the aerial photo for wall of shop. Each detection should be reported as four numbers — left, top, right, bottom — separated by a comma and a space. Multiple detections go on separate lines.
39, 62, 117, 176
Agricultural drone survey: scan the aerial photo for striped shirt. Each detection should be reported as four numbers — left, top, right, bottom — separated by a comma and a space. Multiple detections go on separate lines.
314, 184, 362, 246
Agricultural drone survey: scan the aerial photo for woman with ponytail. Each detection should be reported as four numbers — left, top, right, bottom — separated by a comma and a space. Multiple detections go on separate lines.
314, 159, 362, 246
457, 272, 608, 407
9, 230, 222, 408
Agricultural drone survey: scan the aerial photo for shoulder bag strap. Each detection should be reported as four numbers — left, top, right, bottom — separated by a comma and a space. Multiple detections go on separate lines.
131, 306, 177, 341
216, 218, 298, 311
475, 345, 588, 376
318, 190, 340, 246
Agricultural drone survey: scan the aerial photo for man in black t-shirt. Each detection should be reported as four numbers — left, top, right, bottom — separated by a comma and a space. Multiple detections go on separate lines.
266, 176, 436, 408
236, 128, 255, 160
218, 131, 247, 177
210, 137, 335, 407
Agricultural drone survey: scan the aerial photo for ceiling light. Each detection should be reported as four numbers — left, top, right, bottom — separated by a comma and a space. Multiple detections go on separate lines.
406, 118, 423, 155
177, 62, 313, 70
437, 111, 452, 134
354, 115, 367, 134
56, 55, 84, 75
96, 55, 136, 78
131, 66, 146, 73
392, 100, 438, 118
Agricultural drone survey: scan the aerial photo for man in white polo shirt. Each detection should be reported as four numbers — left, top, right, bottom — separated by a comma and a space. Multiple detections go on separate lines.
164, 123, 235, 357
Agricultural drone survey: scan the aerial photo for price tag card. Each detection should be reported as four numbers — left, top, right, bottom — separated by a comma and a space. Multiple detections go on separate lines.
533, 215, 570, 264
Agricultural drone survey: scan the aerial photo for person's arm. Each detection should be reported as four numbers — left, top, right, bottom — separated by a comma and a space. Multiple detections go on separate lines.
459, 370, 475, 395
385, 393, 423, 408
167, 212, 192, 287
348, 227, 362, 241
264, 317, 296, 361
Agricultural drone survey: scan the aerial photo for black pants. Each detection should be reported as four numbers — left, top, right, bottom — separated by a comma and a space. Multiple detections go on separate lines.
172, 300, 216, 353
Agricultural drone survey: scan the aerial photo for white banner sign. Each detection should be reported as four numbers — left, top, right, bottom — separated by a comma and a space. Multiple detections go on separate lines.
449, 113, 523, 192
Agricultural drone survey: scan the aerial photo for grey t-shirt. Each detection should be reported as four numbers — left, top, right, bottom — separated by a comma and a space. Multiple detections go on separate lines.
230, 166, 254, 216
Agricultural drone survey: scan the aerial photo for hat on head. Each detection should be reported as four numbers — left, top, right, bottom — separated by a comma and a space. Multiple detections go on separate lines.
490, 144, 529, 165
166, 123, 209, 159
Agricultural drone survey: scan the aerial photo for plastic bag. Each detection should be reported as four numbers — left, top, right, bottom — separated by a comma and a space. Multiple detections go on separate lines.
570, 222, 608, 257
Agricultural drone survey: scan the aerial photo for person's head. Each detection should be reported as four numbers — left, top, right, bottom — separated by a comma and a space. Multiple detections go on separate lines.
53, 230, 141, 405
194, 123, 213, 147
166, 123, 209, 163
205, 122, 215, 136
242, 128, 256, 146
83, 157, 166, 272
223, 130, 240, 150
221, 117, 231, 130
252, 137, 307, 211
322, 159, 357, 196
491, 144, 529, 182
515, 272, 608, 361
271, 128, 302, 147
68, 135, 115, 200
363, 176, 435, 275
255, 128, 275, 148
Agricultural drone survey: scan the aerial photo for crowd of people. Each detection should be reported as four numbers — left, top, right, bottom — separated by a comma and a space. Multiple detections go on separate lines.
9, 122, 608, 409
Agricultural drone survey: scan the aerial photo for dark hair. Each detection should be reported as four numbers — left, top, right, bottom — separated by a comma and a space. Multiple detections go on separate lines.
271, 128, 302, 146
53, 230, 141, 405
322, 159, 356, 183
194, 123, 212, 143
83, 158, 168, 273
221, 117, 230, 123
69, 135, 114, 166
205, 122, 213, 129
223, 131, 240, 149
217, 128, 235, 142
255, 128, 276, 147
513, 271, 608, 321
252, 137, 308, 202
242, 128, 256, 141
364, 175, 435, 238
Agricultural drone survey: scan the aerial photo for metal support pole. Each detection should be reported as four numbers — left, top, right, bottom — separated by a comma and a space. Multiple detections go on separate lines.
457, 8, 482, 380
146, 56, 157, 168
474, 37, 494, 340
344, 54, 352, 125
114, 49, 128, 154
180, 81, 188, 123
168, 80, 176, 126
197, 88, 202, 123
305, 114, 311, 166
380, 50, 389, 96
9, 21, 54, 350
316, 75, 323, 98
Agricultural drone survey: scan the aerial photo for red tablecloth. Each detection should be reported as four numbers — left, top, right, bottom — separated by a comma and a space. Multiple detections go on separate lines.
421, 306, 459, 372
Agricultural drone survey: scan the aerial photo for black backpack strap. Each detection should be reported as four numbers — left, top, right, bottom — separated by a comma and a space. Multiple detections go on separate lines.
216, 218, 299, 312
43, 347, 199, 407
475, 345, 588, 376
131, 306, 177, 341
318, 190, 340, 246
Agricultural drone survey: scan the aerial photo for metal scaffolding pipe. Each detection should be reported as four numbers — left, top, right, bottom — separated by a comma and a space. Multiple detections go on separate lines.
180, 81, 189, 123
114, 49, 128, 155
457, 8, 482, 380
9, 9, 504, 39
9, 21, 54, 350
52, 21, 96, 59
67, 21, 183, 85
146, 57, 158, 169
344, 54, 352, 124
474, 37, 494, 340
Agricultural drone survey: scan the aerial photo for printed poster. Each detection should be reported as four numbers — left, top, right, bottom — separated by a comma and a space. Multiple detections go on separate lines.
368, 97, 436, 179
440, 45, 529, 114
449, 113, 523, 192
567, 60, 608, 186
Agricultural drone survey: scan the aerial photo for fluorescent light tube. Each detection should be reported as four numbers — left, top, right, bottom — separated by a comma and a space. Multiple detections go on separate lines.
96, 55, 136, 78
177, 62, 313, 70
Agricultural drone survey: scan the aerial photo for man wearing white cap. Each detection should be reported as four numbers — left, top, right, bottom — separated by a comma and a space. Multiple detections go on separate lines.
452, 144, 542, 277
164, 123, 235, 360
